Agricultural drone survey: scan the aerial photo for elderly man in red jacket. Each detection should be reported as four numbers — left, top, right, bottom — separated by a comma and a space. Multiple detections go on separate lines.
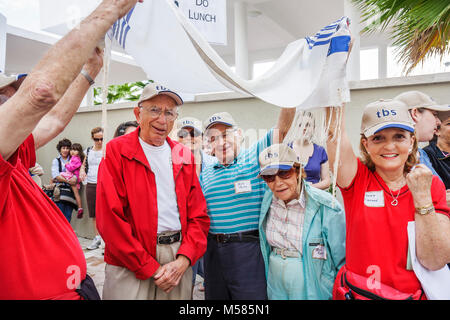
97, 82, 210, 300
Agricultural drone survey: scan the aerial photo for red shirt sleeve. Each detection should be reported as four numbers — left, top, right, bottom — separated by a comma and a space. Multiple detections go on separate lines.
0, 135, 35, 218
431, 175, 450, 218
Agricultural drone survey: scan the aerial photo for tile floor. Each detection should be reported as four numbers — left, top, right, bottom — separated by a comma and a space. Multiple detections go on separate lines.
78, 236, 205, 300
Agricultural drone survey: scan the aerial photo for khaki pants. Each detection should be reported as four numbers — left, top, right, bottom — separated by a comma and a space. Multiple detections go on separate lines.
102, 238, 193, 300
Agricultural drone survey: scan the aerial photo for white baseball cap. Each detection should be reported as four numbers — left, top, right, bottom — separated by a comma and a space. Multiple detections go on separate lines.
204, 112, 236, 131
177, 117, 203, 135
360, 99, 415, 137
0, 72, 27, 90
258, 144, 300, 177
138, 82, 183, 106
394, 91, 449, 112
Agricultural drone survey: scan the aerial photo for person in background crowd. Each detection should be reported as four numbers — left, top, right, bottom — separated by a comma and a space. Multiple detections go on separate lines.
52, 138, 78, 222
258, 144, 345, 300
80, 127, 104, 250
290, 111, 331, 190
394, 91, 447, 179
97, 82, 210, 300
176, 116, 216, 292
424, 110, 450, 206
0, 0, 142, 299
113, 120, 139, 138
326, 100, 450, 300
61, 143, 85, 218
200, 108, 296, 300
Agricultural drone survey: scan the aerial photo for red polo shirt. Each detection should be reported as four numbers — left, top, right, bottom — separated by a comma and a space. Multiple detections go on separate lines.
339, 159, 449, 295
0, 135, 86, 299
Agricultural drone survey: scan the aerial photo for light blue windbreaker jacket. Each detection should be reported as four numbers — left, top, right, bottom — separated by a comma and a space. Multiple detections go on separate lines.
259, 182, 346, 300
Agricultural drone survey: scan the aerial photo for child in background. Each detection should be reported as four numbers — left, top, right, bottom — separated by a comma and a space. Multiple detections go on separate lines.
61, 143, 85, 218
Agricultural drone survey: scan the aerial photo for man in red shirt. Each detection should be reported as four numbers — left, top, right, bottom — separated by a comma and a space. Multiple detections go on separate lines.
97, 83, 210, 300
0, 0, 143, 300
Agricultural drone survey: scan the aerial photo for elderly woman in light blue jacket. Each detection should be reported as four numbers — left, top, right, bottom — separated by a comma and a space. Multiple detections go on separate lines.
258, 144, 346, 300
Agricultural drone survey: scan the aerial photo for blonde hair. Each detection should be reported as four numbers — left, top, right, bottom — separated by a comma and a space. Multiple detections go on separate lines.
359, 131, 419, 174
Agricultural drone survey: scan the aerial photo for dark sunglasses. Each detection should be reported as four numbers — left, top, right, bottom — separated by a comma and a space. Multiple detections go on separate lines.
178, 129, 201, 139
260, 167, 297, 183
93, 138, 103, 142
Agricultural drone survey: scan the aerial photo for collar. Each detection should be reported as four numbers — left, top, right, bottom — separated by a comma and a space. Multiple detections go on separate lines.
433, 142, 450, 160
120, 127, 191, 174
213, 156, 238, 169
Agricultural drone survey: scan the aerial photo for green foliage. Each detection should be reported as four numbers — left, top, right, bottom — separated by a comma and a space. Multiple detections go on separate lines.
93, 80, 153, 105
351, 0, 450, 73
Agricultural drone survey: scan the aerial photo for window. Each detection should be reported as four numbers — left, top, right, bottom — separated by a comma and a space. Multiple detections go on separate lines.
360, 48, 379, 80
387, 46, 450, 77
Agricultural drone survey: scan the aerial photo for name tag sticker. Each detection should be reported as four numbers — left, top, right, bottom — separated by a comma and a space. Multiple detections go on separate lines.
234, 180, 252, 194
312, 245, 327, 260
364, 191, 385, 207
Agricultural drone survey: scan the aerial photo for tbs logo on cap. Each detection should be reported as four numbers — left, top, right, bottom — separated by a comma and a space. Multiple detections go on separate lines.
376, 109, 397, 118
182, 120, 194, 126
264, 151, 279, 161
204, 112, 236, 131
361, 99, 415, 137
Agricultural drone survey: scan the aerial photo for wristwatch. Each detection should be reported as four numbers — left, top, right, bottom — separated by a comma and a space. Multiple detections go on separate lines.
80, 69, 95, 86
415, 203, 434, 215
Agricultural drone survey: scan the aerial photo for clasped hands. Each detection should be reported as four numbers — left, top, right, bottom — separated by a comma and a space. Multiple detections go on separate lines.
152, 255, 191, 293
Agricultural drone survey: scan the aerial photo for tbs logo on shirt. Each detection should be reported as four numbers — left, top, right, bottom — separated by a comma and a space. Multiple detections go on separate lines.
376, 109, 397, 118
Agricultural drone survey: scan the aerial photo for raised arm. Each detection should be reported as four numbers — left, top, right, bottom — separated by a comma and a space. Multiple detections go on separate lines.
273, 107, 297, 144
33, 49, 103, 149
325, 106, 358, 188
0, 0, 142, 160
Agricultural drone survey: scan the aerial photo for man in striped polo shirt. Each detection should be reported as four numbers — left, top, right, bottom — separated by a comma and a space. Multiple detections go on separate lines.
200, 109, 295, 300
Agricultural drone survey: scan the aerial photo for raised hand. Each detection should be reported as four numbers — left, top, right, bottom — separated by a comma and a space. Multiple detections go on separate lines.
406, 164, 433, 208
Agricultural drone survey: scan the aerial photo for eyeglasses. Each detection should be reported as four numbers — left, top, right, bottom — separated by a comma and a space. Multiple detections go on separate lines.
93, 138, 103, 142
178, 129, 201, 139
140, 105, 178, 121
260, 167, 297, 183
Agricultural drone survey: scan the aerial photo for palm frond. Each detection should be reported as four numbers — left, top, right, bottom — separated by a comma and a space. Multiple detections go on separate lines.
351, 0, 450, 74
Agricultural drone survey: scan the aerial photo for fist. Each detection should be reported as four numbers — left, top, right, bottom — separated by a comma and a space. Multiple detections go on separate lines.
406, 164, 433, 207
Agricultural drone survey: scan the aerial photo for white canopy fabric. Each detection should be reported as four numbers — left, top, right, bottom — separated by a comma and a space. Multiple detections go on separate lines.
107, 0, 351, 109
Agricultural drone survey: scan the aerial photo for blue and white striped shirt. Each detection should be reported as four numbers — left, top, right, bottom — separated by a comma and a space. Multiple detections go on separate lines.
200, 129, 273, 234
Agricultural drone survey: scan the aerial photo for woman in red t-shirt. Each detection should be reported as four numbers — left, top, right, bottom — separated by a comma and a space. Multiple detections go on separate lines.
326, 99, 450, 300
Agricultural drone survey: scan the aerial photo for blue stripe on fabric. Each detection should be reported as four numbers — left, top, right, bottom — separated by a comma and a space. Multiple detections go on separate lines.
212, 217, 260, 227
315, 32, 334, 39
205, 184, 266, 199
119, 18, 127, 45
122, 26, 131, 49
327, 35, 351, 56
202, 166, 261, 184
204, 180, 265, 196
207, 202, 262, 212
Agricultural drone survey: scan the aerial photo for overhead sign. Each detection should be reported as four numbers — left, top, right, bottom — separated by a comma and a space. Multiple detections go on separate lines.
176, 0, 227, 46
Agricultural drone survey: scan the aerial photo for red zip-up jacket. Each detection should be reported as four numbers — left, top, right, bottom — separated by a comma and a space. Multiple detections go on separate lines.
96, 128, 210, 280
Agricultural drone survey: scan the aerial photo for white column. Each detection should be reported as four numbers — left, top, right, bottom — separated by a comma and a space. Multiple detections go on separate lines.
0, 13, 7, 73
344, 0, 361, 81
378, 43, 388, 79
234, 0, 250, 80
